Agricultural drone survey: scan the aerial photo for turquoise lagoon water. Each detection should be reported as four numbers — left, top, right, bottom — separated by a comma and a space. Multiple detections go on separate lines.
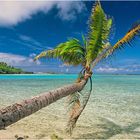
0, 74, 140, 139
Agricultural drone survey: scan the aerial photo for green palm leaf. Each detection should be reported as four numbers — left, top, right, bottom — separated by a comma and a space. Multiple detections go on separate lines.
108, 24, 140, 55
34, 38, 86, 66
86, 1, 112, 65
91, 24, 140, 68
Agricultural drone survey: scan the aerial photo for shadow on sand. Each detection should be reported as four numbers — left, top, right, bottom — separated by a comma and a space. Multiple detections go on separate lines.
78, 117, 140, 139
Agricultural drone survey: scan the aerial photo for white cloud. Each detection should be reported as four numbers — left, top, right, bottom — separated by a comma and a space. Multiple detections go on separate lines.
19, 34, 46, 50
66, 68, 69, 72
19, 35, 42, 47
95, 64, 140, 74
57, 2, 86, 20
0, 52, 26, 65
95, 65, 124, 73
0, 1, 86, 27
0, 52, 40, 66
29, 53, 36, 57
59, 63, 69, 68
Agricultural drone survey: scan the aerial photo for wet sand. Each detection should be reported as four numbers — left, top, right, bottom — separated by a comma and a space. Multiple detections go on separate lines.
0, 95, 140, 140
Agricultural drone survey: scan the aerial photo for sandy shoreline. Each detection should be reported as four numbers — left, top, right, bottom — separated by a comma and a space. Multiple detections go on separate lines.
1, 101, 140, 140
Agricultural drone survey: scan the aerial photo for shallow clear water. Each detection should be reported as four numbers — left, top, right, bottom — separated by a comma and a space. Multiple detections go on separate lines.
0, 74, 140, 139
0, 74, 77, 107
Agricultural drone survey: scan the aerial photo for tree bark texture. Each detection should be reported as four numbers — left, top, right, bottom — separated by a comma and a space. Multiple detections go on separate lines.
0, 80, 87, 130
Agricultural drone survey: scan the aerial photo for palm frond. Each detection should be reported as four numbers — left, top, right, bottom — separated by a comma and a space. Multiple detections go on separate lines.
108, 24, 140, 55
34, 49, 56, 60
91, 24, 140, 68
34, 38, 86, 66
86, 1, 112, 64
91, 42, 112, 68
82, 34, 87, 49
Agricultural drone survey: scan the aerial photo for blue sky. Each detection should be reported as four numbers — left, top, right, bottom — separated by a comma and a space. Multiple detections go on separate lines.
0, 1, 140, 74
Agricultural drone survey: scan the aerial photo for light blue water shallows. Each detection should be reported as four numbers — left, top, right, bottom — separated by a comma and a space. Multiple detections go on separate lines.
0, 74, 140, 139
0, 74, 77, 79
0, 74, 140, 131
0, 74, 140, 107
0, 74, 78, 107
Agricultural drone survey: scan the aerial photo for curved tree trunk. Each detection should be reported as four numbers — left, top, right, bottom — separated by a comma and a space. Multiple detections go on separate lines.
0, 79, 87, 130
66, 69, 93, 135
66, 76, 92, 135
66, 90, 92, 135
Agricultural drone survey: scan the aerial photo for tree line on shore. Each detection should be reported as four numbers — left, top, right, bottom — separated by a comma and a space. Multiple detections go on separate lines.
0, 62, 33, 74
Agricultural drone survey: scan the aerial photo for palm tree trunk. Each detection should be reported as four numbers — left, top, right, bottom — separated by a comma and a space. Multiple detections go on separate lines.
0, 80, 87, 130
66, 69, 93, 135
66, 89, 92, 135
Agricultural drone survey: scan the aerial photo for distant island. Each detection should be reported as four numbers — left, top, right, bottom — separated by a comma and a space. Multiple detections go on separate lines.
0, 62, 33, 74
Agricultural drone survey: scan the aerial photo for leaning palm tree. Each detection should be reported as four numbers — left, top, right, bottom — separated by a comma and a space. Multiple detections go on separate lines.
0, 1, 140, 135
34, 1, 139, 134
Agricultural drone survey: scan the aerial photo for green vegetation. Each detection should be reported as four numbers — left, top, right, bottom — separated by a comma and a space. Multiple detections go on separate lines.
0, 62, 32, 74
